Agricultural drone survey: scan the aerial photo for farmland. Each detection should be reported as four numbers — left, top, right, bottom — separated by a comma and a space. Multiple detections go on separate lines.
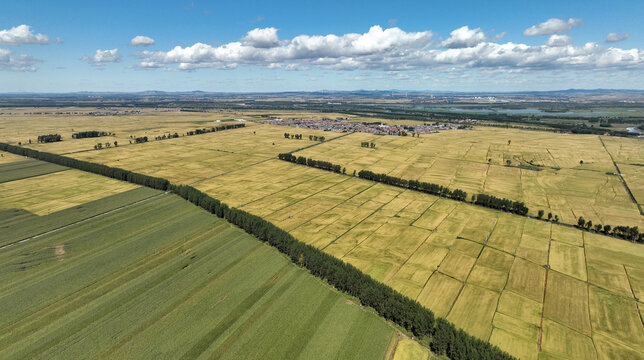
2, 109, 643, 359
192, 159, 644, 359
0, 158, 421, 360
292, 127, 644, 228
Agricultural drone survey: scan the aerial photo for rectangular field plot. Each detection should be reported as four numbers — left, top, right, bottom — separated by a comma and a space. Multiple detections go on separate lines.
496, 291, 542, 327
549, 240, 587, 281
437, 250, 477, 282
540, 319, 597, 360
0, 187, 159, 247
446, 284, 499, 340
0, 194, 397, 360
0, 169, 139, 216
416, 273, 462, 318
486, 213, 524, 254
588, 286, 644, 352
387, 245, 449, 299
505, 258, 546, 303
0, 158, 68, 183
544, 271, 592, 336
73, 141, 268, 185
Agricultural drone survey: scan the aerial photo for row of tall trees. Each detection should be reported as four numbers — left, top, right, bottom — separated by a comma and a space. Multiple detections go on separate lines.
284, 133, 303, 139
0, 141, 514, 360
278, 153, 343, 173
309, 135, 325, 142
361, 141, 376, 148
154, 133, 180, 141
187, 123, 245, 136
277, 155, 530, 215
134, 136, 148, 143
170, 184, 514, 360
37, 134, 62, 143
358, 169, 469, 201
577, 217, 642, 242
72, 131, 111, 139
471, 194, 529, 216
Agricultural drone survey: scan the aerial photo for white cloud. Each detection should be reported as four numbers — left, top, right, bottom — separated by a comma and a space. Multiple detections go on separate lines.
134, 25, 643, 72
81, 49, 122, 66
493, 32, 507, 42
606, 32, 630, 43
441, 26, 487, 48
545, 34, 573, 47
523, 18, 583, 36
241, 27, 279, 48
0, 48, 40, 71
130, 35, 155, 47
0, 25, 50, 45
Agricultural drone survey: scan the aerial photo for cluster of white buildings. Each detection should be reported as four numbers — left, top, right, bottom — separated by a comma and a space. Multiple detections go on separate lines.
263, 118, 466, 135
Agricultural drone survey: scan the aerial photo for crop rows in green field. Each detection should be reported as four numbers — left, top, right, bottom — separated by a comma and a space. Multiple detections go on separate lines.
0, 192, 396, 359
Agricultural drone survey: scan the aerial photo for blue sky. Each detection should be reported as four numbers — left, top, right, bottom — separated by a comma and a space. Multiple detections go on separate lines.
1, 0, 642, 92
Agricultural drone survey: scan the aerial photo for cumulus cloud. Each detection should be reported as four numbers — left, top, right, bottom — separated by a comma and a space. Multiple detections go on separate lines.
130, 35, 155, 47
606, 32, 630, 43
545, 34, 573, 47
241, 27, 279, 48
523, 18, 583, 36
133, 25, 643, 72
441, 26, 487, 48
0, 48, 40, 71
0, 25, 50, 45
81, 48, 122, 66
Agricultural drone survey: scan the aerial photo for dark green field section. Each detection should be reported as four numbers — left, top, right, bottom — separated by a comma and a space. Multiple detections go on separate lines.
0, 194, 394, 359
0, 159, 68, 183
0, 187, 160, 247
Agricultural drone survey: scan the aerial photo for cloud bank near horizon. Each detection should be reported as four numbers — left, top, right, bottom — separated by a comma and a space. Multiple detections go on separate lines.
1, 19, 642, 76
134, 20, 641, 72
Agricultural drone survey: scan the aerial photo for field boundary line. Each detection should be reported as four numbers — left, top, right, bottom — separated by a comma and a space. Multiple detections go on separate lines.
337, 191, 407, 259
238, 171, 339, 208
189, 157, 277, 186
384, 204, 459, 284
189, 132, 353, 186
623, 265, 644, 332
286, 182, 377, 236
599, 136, 643, 215
0, 192, 166, 251
277, 157, 643, 245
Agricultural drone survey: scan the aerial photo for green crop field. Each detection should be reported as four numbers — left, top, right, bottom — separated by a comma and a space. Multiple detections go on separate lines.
3, 111, 643, 359
0, 164, 415, 360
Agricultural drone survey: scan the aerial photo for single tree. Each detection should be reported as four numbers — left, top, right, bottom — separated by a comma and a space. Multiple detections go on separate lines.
547, 212, 552, 220
538, 209, 544, 218
603, 224, 611, 233
578, 217, 585, 228
579, 160, 584, 165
